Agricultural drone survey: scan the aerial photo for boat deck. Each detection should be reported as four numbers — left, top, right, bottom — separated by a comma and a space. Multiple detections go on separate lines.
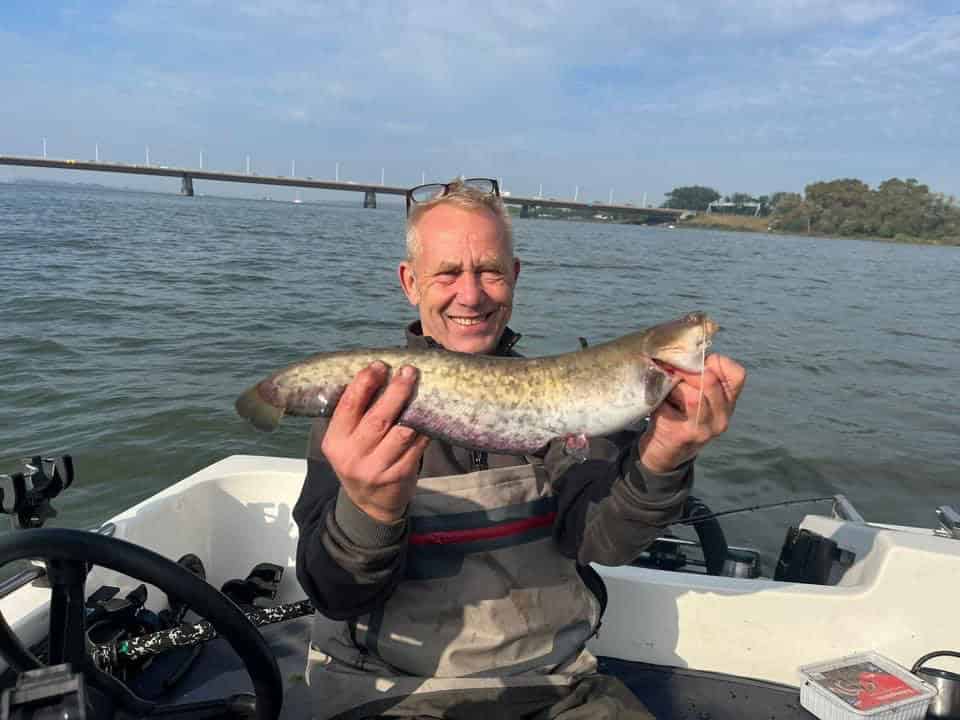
154, 614, 813, 719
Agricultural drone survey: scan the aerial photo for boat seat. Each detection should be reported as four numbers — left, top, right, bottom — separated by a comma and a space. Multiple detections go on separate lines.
153, 613, 314, 719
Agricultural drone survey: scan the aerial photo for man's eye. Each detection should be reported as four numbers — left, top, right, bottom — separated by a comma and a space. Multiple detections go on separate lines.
480, 271, 504, 281
434, 272, 457, 282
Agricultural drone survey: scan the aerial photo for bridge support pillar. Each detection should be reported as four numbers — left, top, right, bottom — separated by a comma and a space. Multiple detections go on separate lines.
363, 190, 377, 208
520, 204, 530, 218
180, 175, 194, 197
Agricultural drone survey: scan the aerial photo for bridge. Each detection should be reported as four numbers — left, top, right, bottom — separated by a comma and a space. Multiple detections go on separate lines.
0, 155, 685, 223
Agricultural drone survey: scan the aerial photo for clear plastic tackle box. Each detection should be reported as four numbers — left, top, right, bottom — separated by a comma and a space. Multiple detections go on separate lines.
799, 652, 937, 720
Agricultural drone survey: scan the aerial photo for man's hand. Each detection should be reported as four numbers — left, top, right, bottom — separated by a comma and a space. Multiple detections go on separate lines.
638, 354, 746, 474
318, 362, 430, 524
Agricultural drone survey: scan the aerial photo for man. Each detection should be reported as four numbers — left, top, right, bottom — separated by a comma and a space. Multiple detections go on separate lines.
294, 178, 746, 719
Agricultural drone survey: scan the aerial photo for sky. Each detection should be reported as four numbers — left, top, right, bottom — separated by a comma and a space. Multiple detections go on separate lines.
1, 1, 957, 204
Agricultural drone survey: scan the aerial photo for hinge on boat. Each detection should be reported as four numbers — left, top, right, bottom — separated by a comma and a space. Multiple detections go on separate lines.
935, 505, 960, 539
831, 494, 864, 523
472, 451, 488, 471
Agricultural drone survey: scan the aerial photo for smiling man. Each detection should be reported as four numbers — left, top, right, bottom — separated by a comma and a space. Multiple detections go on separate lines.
294, 178, 746, 719
398, 187, 520, 356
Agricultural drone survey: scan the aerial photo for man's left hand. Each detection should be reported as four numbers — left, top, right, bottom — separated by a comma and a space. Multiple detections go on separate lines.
637, 354, 747, 474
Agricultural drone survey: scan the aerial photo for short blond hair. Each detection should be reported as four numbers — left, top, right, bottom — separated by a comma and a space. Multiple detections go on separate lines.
406, 178, 514, 261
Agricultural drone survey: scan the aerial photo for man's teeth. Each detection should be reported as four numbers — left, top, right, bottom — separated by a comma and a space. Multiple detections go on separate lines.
450, 315, 489, 326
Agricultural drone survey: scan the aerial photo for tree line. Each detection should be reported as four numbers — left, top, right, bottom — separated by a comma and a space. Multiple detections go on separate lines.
662, 179, 960, 244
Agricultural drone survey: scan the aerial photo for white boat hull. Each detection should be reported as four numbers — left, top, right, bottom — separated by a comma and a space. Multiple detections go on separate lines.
2, 455, 958, 689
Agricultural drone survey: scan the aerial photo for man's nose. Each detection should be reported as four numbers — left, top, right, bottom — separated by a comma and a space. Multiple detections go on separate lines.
455, 272, 485, 306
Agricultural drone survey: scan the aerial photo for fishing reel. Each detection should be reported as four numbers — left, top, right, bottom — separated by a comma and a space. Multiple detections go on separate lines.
0, 455, 74, 530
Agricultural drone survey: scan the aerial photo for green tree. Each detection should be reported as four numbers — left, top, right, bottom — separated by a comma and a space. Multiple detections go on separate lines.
769, 193, 812, 233
768, 192, 794, 209
769, 176, 960, 244
663, 186, 720, 211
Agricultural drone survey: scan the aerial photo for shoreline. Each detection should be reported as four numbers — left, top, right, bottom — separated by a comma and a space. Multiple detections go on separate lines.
679, 214, 959, 247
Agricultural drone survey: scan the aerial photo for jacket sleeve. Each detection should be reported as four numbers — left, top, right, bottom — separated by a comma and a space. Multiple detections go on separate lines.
545, 431, 694, 566
292, 420, 409, 620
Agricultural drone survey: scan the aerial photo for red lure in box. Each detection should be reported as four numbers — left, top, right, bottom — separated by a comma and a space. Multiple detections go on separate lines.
815, 661, 921, 711
800, 652, 937, 720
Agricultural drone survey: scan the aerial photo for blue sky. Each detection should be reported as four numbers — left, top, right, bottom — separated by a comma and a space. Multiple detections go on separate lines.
1, 1, 957, 203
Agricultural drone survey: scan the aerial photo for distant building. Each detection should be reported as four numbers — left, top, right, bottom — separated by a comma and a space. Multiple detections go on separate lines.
706, 200, 763, 217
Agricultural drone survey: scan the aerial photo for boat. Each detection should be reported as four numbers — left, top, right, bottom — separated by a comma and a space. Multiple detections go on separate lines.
0, 454, 957, 719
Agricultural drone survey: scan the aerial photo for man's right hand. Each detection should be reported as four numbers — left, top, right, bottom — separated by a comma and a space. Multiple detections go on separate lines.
318, 362, 430, 524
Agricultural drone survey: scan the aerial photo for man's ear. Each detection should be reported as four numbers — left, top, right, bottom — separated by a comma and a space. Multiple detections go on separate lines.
398, 261, 420, 305
512, 256, 521, 284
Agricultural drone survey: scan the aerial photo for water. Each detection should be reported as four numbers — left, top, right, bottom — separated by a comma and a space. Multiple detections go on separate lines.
1, 182, 958, 563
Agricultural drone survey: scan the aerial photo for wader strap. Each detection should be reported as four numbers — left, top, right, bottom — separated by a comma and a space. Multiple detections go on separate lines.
576, 564, 607, 626
346, 618, 360, 652
363, 605, 387, 657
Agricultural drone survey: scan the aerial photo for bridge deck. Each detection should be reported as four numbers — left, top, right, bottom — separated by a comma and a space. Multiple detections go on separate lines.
0, 155, 683, 218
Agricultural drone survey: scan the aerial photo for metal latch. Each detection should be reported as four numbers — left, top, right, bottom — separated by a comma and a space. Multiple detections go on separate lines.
936, 505, 960, 539
1, 663, 87, 720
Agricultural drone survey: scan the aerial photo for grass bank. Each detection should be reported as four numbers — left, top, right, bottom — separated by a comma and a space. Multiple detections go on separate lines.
680, 214, 771, 233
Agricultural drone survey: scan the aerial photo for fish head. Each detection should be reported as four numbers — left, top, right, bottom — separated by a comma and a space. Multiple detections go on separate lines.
642, 311, 719, 373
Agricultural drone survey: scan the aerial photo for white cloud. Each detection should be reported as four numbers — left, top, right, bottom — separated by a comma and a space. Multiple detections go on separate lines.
1, 1, 957, 198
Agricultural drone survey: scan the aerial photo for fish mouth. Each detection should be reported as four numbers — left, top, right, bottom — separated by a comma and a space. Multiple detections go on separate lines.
651, 358, 681, 375
644, 312, 718, 373
651, 343, 709, 374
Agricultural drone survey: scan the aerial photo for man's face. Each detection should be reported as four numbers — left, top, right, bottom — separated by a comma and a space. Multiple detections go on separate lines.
399, 203, 520, 354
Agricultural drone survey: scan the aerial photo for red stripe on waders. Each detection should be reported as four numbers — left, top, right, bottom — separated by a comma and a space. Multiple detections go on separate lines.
409, 511, 557, 546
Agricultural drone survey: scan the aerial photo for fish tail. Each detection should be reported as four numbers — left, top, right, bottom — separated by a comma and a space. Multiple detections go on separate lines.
235, 384, 284, 432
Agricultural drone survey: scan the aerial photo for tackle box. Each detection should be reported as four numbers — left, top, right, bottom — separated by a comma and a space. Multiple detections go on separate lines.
799, 652, 937, 720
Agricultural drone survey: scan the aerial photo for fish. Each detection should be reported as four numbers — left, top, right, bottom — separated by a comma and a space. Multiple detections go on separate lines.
235, 312, 718, 456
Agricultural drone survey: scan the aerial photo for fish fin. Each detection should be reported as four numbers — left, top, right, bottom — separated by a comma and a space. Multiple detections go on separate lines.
235, 385, 284, 432
562, 433, 590, 463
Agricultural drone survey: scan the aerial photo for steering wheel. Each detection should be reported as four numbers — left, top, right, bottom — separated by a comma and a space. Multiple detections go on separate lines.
0, 528, 283, 719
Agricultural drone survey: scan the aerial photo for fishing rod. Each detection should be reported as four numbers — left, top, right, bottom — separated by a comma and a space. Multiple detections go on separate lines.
668, 496, 836, 527
91, 599, 316, 672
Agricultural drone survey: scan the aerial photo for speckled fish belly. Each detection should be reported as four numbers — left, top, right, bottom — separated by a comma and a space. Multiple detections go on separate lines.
235, 312, 718, 455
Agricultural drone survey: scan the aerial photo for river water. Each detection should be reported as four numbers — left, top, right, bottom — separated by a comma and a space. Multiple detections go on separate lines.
1, 182, 957, 565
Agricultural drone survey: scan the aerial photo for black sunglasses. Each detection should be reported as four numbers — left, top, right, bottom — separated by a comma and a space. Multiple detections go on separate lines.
405, 178, 500, 215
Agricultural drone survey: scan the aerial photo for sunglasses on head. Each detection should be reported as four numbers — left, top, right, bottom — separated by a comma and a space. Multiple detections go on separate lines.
405, 178, 500, 215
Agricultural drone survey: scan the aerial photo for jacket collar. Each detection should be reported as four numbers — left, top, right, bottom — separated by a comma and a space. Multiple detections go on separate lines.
405, 321, 522, 356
